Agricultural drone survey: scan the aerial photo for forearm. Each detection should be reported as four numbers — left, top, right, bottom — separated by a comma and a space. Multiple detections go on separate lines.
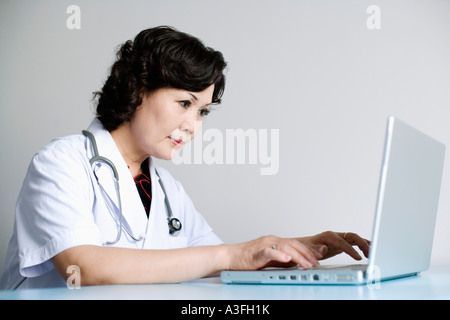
52, 234, 331, 286
52, 244, 230, 286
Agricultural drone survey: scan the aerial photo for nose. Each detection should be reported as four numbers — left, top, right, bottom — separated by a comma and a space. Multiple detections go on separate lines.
179, 108, 202, 138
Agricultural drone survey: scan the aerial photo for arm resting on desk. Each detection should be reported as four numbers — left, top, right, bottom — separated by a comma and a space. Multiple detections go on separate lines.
51, 232, 368, 286
51, 245, 229, 286
51, 235, 320, 286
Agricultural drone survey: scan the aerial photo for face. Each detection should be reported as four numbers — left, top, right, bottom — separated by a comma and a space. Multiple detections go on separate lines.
128, 84, 214, 160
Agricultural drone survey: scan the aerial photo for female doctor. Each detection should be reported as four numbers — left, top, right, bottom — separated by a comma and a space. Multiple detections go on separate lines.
0, 26, 369, 289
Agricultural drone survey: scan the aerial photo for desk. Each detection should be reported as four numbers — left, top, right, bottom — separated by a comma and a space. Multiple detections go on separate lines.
1, 266, 449, 300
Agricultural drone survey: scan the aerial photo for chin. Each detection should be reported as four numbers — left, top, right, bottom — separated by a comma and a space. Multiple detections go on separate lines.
152, 148, 179, 161
152, 154, 173, 161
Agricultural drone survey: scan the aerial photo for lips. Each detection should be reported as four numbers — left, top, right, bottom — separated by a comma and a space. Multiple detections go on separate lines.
169, 136, 184, 147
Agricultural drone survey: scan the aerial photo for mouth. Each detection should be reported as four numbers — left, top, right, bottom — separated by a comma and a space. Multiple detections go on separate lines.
169, 136, 184, 147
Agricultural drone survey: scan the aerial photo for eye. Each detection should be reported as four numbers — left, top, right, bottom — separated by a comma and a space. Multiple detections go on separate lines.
199, 108, 210, 117
179, 100, 192, 109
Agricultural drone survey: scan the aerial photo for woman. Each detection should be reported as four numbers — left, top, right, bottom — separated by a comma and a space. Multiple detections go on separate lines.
0, 26, 369, 289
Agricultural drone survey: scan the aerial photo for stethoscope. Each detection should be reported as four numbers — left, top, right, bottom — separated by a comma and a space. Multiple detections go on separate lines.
82, 130, 182, 245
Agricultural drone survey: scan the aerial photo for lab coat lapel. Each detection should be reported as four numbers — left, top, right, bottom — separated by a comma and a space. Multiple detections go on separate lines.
86, 119, 148, 248
145, 161, 165, 248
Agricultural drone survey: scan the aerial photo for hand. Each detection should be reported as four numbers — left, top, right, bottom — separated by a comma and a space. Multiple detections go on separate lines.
226, 235, 321, 271
298, 231, 370, 261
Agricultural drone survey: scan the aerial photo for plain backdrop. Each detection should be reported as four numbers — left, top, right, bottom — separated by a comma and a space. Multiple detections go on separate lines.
1, 0, 449, 275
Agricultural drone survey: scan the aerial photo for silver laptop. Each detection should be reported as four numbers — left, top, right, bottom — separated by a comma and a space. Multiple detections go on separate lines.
221, 116, 446, 285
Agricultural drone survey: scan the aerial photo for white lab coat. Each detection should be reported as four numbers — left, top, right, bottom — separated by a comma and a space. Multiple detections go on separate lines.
0, 118, 222, 289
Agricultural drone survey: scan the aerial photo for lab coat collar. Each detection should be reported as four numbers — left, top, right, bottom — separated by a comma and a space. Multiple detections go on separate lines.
86, 118, 149, 248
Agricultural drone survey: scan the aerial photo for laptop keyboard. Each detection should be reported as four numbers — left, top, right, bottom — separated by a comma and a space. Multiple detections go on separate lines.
312, 264, 368, 271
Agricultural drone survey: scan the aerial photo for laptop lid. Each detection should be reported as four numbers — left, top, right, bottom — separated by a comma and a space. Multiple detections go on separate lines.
367, 116, 445, 281
221, 116, 445, 284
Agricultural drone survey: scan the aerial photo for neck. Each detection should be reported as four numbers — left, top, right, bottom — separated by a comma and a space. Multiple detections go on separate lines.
110, 123, 148, 177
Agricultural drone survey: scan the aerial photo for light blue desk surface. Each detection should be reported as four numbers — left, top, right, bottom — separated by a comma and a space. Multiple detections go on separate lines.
1, 266, 449, 300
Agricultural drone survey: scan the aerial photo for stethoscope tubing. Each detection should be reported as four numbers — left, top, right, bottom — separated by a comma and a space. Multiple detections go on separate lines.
82, 130, 181, 244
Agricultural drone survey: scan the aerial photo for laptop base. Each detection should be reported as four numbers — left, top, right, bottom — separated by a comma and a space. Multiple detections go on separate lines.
221, 265, 421, 285
221, 266, 367, 285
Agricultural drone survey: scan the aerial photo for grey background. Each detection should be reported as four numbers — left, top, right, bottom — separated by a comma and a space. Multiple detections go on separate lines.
1, 0, 449, 274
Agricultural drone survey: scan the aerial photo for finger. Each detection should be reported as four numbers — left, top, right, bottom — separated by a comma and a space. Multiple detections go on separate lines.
351, 236, 370, 258
280, 240, 318, 269
262, 247, 292, 265
310, 245, 328, 259
340, 233, 371, 258
327, 233, 362, 260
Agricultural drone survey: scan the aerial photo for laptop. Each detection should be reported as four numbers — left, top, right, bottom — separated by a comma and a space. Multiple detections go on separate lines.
221, 116, 446, 285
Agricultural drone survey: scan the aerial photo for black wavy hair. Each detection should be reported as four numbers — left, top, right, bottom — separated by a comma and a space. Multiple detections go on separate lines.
94, 26, 227, 131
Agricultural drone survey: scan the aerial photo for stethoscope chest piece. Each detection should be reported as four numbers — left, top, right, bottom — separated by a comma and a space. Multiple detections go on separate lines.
168, 217, 182, 236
